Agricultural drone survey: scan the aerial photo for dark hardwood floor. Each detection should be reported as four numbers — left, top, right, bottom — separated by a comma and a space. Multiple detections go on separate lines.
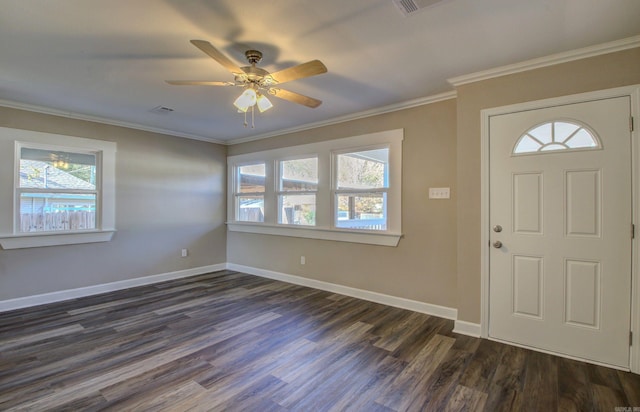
1, 270, 638, 411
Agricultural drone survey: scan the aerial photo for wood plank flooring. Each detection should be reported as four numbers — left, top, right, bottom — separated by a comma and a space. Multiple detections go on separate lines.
1, 270, 638, 411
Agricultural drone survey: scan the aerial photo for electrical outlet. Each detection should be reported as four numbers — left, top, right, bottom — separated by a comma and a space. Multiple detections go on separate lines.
300, 256, 306, 265
181, 248, 188, 258
429, 187, 450, 199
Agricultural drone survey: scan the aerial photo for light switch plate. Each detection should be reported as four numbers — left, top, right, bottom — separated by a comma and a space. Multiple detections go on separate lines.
429, 187, 450, 199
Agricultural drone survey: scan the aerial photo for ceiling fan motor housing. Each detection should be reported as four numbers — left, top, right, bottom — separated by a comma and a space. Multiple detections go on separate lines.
245, 50, 263, 64
237, 66, 271, 85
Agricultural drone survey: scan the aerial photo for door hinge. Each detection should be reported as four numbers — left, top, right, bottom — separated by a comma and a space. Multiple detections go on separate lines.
631, 331, 633, 346
631, 116, 635, 132
632, 224, 635, 239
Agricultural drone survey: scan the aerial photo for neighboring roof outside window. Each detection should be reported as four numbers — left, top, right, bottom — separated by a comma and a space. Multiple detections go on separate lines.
20, 160, 95, 190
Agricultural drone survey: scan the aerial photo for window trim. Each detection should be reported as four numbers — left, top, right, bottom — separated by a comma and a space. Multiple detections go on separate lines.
227, 129, 403, 246
0, 127, 116, 250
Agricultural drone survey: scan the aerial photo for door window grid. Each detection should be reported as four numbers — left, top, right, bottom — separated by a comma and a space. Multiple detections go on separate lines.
513, 120, 600, 155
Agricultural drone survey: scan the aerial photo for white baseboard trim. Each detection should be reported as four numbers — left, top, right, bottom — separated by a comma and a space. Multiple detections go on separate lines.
226, 263, 458, 320
1, 262, 462, 326
0, 263, 227, 313
453, 320, 482, 338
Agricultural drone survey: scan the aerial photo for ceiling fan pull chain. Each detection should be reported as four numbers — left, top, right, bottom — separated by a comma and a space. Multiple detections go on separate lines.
251, 106, 255, 129
243, 109, 248, 128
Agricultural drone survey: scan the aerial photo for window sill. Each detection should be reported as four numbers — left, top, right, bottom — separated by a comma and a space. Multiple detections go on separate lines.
0, 230, 116, 250
227, 222, 402, 247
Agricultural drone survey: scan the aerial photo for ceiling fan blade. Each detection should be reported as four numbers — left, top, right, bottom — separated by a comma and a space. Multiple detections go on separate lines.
270, 88, 322, 108
166, 80, 234, 86
268, 60, 327, 84
190, 40, 243, 74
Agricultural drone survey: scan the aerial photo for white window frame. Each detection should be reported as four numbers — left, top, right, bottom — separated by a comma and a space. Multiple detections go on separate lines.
16, 143, 101, 232
233, 161, 267, 223
277, 155, 319, 226
0, 127, 116, 249
227, 129, 403, 246
332, 144, 390, 231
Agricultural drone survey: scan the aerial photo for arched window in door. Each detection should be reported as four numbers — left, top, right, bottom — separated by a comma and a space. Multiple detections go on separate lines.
513, 120, 601, 155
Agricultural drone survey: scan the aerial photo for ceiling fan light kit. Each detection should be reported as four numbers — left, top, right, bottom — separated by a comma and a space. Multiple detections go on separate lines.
167, 40, 327, 128
232, 86, 274, 128
256, 93, 273, 113
233, 88, 257, 112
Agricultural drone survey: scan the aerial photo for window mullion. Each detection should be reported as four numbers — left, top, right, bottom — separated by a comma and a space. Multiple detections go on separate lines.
334, 188, 388, 194
263, 160, 276, 225
18, 188, 98, 195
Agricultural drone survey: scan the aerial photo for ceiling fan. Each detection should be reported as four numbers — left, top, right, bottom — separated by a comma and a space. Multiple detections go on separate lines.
166, 40, 328, 127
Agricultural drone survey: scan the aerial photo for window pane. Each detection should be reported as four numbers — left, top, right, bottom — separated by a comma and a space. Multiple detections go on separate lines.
565, 129, 599, 148
528, 123, 552, 144
554, 122, 580, 143
336, 193, 386, 230
20, 148, 96, 189
19, 192, 96, 232
279, 194, 316, 226
237, 195, 264, 222
238, 164, 266, 193
337, 148, 388, 190
280, 157, 318, 191
514, 135, 542, 153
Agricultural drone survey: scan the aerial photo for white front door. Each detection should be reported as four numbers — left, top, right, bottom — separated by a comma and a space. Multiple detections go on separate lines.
489, 96, 632, 368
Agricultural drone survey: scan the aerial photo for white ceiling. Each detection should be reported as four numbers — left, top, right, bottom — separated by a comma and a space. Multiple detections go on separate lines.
1, 0, 639, 143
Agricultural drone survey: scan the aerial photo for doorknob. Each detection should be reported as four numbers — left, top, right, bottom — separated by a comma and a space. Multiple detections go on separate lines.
493, 225, 502, 232
493, 241, 503, 249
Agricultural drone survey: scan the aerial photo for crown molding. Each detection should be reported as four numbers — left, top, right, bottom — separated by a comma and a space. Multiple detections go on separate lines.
0, 99, 226, 145
0, 92, 457, 146
226, 90, 457, 145
448, 35, 640, 87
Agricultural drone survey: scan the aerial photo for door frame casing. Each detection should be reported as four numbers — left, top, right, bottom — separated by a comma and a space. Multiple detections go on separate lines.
480, 85, 640, 373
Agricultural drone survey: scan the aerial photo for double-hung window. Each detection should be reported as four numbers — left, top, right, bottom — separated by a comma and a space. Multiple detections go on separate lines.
0, 127, 116, 249
227, 129, 402, 246
277, 157, 318, 226
235, 163, 266, 223
18, 146, 99, 233
334, 147, 388, 231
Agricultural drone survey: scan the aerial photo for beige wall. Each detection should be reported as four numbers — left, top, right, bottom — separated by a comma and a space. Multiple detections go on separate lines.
228, 99, 459, 309
0, 107, 227, 300
456, 47, 640, 323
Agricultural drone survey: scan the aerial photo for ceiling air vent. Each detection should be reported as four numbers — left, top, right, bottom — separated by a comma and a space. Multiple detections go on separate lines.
150, 105, 174, 115
392, 0, 448, 16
